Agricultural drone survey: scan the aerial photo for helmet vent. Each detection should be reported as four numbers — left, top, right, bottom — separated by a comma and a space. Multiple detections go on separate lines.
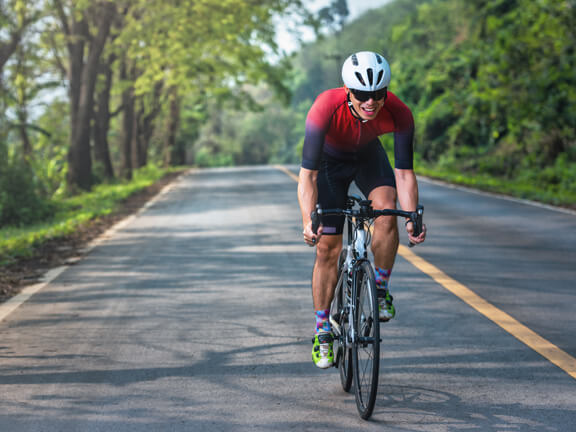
351, 54, 359, 66
377, 70, 384, 85
376, 54, 383, 64
354, 72, 366, 86
367, 68, 373, 86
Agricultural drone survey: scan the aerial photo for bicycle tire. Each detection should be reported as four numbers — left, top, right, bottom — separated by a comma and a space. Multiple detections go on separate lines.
352, 260, 380, 420
334, 249, 353, 392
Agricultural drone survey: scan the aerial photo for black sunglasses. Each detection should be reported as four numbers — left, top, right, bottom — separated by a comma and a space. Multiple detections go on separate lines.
350, 88, 388, 102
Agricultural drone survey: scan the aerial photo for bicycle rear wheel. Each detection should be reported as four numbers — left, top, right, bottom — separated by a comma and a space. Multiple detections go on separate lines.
352, 260, 380, 420
338, 313, 353, 392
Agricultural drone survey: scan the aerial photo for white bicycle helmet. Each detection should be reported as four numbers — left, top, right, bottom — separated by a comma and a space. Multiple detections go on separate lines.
341, 51, 391, 91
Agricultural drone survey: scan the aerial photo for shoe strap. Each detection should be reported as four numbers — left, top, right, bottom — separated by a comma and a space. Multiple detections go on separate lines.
377, 288, 388, 298
317, 332, 333, 344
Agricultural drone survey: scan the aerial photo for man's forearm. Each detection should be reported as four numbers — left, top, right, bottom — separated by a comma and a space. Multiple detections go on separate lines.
298, 168, 319, 227
395, 168, 418, 211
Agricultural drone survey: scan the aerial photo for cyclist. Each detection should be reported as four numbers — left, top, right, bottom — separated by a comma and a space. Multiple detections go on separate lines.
298, 51, 427, 369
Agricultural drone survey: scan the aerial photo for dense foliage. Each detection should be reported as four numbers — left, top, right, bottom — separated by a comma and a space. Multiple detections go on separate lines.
0, 164, 172, 264
290, 0, 576, 204
200, 0, 575, 204
1, 0, 575, 236
390, 0, 575, 192
0, 0, 305, 227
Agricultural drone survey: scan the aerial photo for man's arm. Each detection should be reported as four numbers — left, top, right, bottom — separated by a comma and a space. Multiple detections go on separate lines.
395, 168, 426, 244
298, 167, 322, 245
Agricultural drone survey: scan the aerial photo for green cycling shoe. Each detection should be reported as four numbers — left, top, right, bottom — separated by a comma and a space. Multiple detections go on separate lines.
312, 331, 334, 369
378, 289, 396, 322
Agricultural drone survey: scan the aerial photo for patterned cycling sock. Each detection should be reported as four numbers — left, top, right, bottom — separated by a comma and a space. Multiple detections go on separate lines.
315, 309, 331, 333
375, 267, 392, 290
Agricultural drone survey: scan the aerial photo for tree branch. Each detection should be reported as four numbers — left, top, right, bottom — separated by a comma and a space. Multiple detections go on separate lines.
53, 0, 70, 36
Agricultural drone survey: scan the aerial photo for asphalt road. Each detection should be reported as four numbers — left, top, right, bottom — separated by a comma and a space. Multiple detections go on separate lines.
0, 166, 575, 431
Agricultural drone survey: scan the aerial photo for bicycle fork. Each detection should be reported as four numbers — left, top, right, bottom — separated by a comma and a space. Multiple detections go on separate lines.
331, 279, 357, 369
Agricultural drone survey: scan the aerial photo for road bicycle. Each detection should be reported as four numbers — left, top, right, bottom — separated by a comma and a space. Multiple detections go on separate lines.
311, 195, 424, 419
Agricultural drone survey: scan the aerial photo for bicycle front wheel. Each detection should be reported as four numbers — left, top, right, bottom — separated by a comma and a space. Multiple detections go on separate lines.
352, 260, 380, 420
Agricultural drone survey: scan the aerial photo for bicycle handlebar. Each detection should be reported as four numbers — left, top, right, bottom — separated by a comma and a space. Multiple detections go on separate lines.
310, 198, 424, 244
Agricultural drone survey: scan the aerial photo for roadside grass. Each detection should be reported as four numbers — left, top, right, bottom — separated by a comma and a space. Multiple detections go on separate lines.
0, 165, 183, 266
417, 165, 576, 209
378, 136, 576, 209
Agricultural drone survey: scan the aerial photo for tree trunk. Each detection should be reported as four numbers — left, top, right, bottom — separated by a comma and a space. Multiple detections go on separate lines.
59, 1, 116, 191
119, 57, 134, 180
164, 89, 181, 167
138, 80, 164, 168
17, 111, 32, 160
93, 53, 115, 179
131, 103, 143, 170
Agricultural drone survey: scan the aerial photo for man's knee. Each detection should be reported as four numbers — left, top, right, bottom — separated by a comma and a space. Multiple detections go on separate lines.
374, 214, 398, 234
315, 237, 341, 265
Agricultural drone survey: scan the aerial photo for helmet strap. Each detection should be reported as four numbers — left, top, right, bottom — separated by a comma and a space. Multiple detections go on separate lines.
347, 92, 368, 123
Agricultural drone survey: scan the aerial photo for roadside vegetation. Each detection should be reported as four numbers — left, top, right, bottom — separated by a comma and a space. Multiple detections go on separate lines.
193, 0, 575, 208
0, 0, 308, 269
1, 0, 574, 274
0, 165, 180, 266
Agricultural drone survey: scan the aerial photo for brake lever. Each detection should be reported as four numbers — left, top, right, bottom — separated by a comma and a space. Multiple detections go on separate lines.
407, 205, 424, 247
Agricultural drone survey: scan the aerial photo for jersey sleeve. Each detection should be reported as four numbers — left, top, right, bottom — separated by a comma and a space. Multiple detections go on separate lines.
301, 91, 335, 170
386, 92, 415, 170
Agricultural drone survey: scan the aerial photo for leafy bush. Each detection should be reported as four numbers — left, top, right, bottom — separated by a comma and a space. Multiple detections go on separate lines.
0, 164, 177, 263
0, 159, 56, 228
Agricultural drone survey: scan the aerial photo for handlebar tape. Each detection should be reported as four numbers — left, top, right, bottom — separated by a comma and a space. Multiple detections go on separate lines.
311, 205, 322, 234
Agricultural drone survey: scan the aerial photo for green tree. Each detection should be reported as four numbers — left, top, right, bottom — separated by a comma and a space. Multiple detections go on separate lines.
52, 0, 117, 191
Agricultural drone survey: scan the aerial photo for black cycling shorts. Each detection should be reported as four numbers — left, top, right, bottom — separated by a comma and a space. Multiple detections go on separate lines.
316, 140, 396, 235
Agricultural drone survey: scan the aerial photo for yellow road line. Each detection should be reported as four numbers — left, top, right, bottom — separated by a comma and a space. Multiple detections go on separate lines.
275, 164, 576, 380
274, 165, 299, 182
399, 245, 576, 379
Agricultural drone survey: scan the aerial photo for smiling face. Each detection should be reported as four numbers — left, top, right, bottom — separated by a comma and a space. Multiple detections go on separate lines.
345, 86, 386, 121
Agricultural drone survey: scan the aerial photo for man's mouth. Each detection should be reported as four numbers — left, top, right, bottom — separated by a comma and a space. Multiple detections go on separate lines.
361, 106, 376, 115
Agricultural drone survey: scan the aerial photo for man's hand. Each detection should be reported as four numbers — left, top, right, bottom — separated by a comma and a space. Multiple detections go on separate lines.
406, 221, 426, 245
303, 221, 323, 247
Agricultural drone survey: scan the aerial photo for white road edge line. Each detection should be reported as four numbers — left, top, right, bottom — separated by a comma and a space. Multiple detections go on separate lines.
0, 169, 192, 323
419, 176, 576, 216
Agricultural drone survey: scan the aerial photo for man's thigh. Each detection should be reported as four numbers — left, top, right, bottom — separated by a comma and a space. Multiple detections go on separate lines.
317, 157, 355, 235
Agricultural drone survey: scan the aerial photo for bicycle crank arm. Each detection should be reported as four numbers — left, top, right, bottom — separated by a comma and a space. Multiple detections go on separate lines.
358, 337, 379, 344
329, 315, 341, 336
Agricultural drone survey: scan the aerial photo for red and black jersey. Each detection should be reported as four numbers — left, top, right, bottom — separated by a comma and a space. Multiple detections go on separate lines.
301, 87, 414, 170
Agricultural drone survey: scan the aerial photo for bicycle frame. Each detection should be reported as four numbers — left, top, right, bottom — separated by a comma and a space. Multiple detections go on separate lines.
329, 199, 377, 354
317, 194, 424, 342
312, 195, 424, 419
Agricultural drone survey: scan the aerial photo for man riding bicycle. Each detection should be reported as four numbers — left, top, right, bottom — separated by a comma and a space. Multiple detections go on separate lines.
297, 51, 427, 369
